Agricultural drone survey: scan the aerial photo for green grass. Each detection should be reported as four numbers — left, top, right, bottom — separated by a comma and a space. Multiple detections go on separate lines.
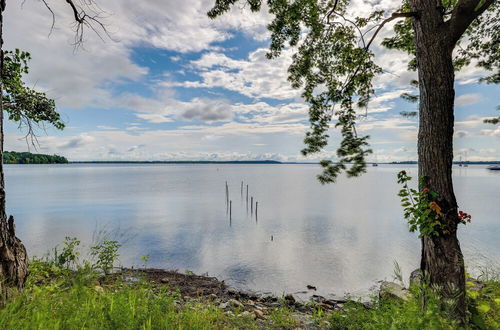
312, 278, 500, 329
267, 306, 299, 329
0, 260, 253, 330
0, 253, 498, 329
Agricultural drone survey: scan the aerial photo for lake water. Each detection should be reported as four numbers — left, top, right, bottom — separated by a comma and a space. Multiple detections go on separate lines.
5, 164, 500, 299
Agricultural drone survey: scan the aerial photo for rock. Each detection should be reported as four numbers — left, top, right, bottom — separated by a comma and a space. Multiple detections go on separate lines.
316, 302, 332, 310
409, 269, 423, 287
379, 281, 411, 301
304, 318, 315, 326
323, 299, 337, 307
246, 299, 255, 306
160, 278, 169, 284
260, 296, 278, 303
208, 294, 218, 301
227, 288, 238, 295
219, 302, 229, 309
237, 311, 252, 318
248, 294, 259, 301
229, 299, 244, 308
254, 309, 265, 319
306, 285, 317, 290
94, 285, 104, 293
284, 294, 296, 305
238, 292, 249, 299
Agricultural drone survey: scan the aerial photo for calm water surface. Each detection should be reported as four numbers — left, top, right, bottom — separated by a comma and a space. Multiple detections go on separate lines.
5, 164, 500, 299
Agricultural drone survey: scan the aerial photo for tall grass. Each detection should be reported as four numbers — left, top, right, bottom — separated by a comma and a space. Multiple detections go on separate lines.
0, 259, 255, 330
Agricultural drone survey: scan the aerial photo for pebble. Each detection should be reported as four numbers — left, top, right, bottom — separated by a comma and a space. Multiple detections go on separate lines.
253, 309, 265, 319
229, 299, 244, 308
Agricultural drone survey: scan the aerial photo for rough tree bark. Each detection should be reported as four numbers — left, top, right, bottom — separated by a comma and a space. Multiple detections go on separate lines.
0, 0, 29, 296
409, 0, 495, 320
410, 0, 465, 319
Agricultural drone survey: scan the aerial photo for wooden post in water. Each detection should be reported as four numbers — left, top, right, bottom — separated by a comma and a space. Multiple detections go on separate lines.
255, 202, 258, 219
225, 181, 229, 214
251, 197, 253, 215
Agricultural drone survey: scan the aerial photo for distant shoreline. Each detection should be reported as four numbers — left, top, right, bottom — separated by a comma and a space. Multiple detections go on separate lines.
6, 160, 500, 165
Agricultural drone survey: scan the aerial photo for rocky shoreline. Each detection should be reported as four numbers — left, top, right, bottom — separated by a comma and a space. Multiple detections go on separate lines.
104, 268, 379, 328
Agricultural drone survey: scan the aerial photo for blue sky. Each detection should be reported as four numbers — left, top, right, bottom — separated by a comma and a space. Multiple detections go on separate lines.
4, 0, 499, 161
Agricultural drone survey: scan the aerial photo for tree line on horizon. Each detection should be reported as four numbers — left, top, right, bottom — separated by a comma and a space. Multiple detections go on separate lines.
3, 151, 68, 164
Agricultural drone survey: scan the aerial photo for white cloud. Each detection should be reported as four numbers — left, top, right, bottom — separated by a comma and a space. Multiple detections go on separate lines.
97, 125, 118, 130
455, 93, 481, 107
175, 48, 299, 100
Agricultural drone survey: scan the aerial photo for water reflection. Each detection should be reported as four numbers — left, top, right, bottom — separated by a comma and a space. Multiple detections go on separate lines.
5, 164, 500, 298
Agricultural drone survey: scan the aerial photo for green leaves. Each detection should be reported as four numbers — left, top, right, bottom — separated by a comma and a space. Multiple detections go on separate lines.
397, 171, 472, 237
210, 0, 383, 182
90, 240, 121, 275
208, 0, 498, 184
2, 49, 64, 142
397, 171, 441, 237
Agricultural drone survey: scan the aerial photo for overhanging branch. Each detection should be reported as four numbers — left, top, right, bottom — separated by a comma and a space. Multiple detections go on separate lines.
365, 12, 418, 50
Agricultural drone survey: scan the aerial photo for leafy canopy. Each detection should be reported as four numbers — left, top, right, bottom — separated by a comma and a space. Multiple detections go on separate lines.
209, 0, 499, 182
2, 49, 64, 144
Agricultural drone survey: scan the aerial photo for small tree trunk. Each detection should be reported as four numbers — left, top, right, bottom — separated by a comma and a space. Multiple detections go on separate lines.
0, 0, 29, 297
410, 0, 466, 321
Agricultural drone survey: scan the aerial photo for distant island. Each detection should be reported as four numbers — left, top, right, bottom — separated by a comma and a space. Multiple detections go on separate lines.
3, 151, 68, 164
71, 160, 283, 164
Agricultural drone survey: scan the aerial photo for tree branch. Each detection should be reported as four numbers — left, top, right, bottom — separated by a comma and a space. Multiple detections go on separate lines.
365, 12, 418, 50
59, 0, 113, 48
65, 0, 84, 23
448, 0, 495, 43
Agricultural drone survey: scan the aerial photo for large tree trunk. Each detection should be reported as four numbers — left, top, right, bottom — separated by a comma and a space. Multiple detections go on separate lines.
410, 0, 466, 321
0, 0, 29, 297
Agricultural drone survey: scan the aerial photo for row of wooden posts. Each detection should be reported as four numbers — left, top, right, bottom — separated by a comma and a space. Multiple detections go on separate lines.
225, 180, 258, 221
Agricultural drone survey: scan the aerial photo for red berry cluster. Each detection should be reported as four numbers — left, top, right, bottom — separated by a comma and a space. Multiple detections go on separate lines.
458, 210, 472, 224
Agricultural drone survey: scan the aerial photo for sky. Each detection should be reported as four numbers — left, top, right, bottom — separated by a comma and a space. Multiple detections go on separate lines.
4, 0, 499, 162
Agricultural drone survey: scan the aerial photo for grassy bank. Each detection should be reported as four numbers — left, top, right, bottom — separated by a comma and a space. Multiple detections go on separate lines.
0, 239, 498, 329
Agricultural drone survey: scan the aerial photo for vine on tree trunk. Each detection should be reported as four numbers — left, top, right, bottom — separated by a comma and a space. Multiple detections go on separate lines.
397, 170, 471, 237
